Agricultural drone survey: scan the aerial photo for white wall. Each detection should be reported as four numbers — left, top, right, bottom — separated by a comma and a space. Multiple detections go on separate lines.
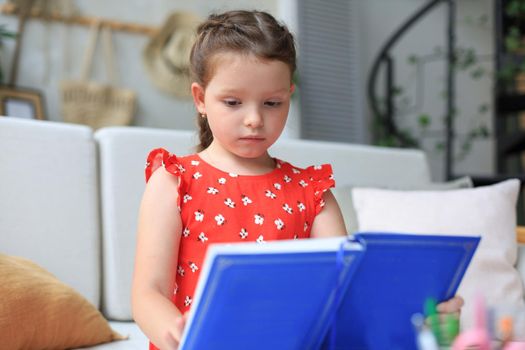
1, 0, 495, 180
0, 0, 277, 131
357, 0, 494, 181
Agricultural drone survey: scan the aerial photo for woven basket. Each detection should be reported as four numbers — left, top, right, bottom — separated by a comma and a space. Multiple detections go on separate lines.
61, 81, 135, 129
60, 22, 136, 129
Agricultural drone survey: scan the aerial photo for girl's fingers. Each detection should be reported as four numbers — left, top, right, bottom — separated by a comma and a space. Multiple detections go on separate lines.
436, 295, 464, 314
176, 316, 185, 334
173, 313, 189, 341
164, 331, 179, 350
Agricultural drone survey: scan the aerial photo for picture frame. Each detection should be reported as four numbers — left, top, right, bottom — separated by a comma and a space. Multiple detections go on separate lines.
0, 86, 46, 120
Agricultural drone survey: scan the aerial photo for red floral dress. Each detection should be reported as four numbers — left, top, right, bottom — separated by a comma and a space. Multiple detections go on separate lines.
145, 148, 334, 350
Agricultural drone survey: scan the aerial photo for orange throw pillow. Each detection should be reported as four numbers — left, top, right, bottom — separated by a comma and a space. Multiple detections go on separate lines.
0, 254, 126, 349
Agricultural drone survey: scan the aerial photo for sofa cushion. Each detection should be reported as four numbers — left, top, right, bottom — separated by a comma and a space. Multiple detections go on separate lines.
332, 176, 473, 233
0, 118, 100, 307
95, 127, 198, 320
270, 138, 433, 188
0, 254, 125, 349
351, 179, 525, 330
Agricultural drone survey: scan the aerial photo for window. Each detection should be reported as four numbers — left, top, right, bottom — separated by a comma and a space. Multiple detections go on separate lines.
297, 0, 365, 143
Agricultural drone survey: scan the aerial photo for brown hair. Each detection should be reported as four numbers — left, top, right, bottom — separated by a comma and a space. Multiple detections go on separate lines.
190, 10, 297, 151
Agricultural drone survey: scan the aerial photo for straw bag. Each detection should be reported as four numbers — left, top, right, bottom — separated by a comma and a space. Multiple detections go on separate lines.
60, 22, 136, 129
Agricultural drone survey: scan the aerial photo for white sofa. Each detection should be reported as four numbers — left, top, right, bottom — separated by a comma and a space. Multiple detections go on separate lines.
1, 117, 524, 349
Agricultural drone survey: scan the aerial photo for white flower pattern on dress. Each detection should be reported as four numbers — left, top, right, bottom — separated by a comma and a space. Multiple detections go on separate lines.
207, 187, 219, 195
224, 198, 236, 208
254, 214, 264, 225
282, 203, 293, 214
265, 190, 277, 199
183, 194, 192, 203
198, 232, 208, 243
256, 235, 265, 244
189, 262, 198, 273
274, 218, 285, 230
183, 227, 190, 237
239, 228, 248, 239
215, 214, 226, 226
184, 296, 192, 307
192, 171, 202, 179
241, 195, 252, 206
194, 210, 204, 222
218, 177, 226, 185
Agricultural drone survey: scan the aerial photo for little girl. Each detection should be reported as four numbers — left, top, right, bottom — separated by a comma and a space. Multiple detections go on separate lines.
132, 10, 463, 350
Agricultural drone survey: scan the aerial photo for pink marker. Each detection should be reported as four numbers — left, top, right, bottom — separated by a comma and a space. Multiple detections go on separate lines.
452, 295, 490, 350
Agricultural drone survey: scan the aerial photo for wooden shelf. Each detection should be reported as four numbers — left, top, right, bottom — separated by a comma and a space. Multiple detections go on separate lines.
0, 2, 158, 36
517, 226, 525, 244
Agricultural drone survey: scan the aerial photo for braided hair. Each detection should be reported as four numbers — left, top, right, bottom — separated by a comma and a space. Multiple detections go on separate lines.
190, 10, 297, 151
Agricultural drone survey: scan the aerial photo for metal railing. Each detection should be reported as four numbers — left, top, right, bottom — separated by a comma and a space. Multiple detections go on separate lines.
367, 0, 456, 179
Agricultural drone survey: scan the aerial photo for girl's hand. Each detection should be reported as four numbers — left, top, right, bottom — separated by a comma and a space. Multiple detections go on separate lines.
176, 312, 190, 338
437, 295, 464, 316
161, 313, 189, 350
426, 295, 463, 346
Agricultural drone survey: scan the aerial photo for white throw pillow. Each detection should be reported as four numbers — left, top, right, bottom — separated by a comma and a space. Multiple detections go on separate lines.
333, 176, 473, 234
351, 179, 525, 331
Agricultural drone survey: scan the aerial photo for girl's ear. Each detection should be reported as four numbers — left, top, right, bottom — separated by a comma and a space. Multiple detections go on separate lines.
191, 82, 206, 114
290, 83, 296, 95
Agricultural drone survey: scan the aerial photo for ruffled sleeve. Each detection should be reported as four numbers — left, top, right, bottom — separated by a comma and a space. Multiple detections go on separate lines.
145, 148, 183, 182
305, 164, 335, 215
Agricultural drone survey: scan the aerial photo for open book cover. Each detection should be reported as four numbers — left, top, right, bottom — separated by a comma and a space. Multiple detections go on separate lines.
329, 232, 480, 350
179, 233, 479, 350
179, 237, 365, 350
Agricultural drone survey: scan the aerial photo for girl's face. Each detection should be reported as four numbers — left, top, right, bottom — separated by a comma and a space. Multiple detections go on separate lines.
192, 52, 294, 161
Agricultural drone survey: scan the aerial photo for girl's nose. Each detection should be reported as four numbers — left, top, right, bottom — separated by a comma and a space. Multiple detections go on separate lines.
244, 108, 264, 128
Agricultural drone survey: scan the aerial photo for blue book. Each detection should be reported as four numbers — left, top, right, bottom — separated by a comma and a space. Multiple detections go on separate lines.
179, 233, 479, 350
329, 232, 480, 350
179, 237, 365, 350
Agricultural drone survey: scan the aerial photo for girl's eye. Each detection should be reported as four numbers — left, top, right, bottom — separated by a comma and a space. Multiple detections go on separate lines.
265, 101, 282, 107
223, 100, 241, 107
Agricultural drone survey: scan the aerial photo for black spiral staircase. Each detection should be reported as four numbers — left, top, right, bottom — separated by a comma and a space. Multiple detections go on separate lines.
368, 0, 456, 180
368, 0, 525, 185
